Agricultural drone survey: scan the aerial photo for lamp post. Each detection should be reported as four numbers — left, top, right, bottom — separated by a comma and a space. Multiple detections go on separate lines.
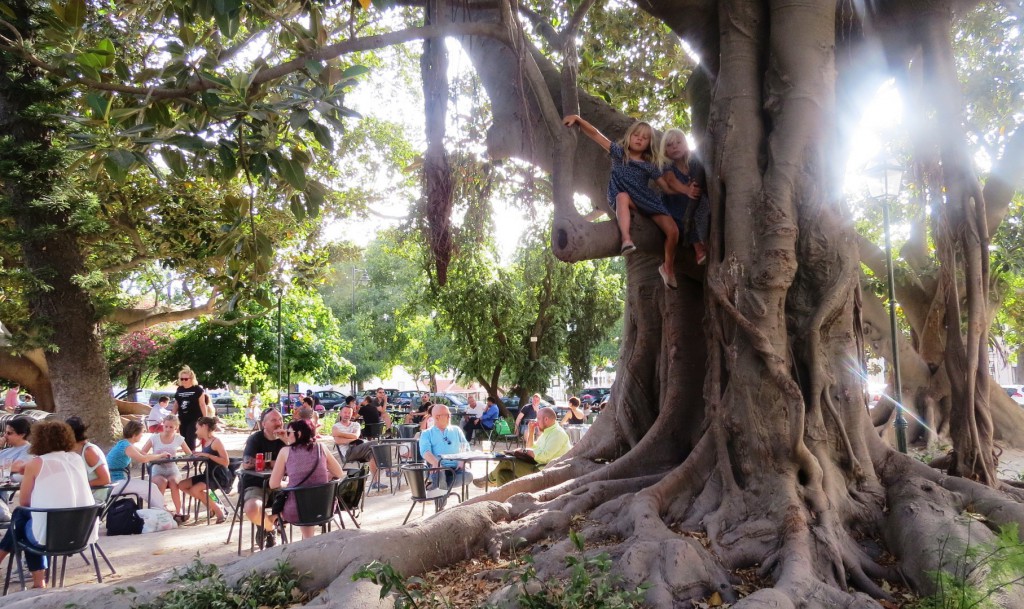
866, 158, 907, 453
276, 271, 291, 407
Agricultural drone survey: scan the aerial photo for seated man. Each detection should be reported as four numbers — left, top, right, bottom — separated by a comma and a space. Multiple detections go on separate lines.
367, 388, 393, 431
476, 407, 571, 487
357, 394, 384, 439
240, 408, 287, 548
331, 405, 382, 488
404, 392, 432, 424
419, 404, 473, 490
462, 395, 499, 442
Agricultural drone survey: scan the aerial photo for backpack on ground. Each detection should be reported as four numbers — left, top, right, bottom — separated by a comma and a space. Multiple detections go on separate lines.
106, 496, 144, 535
494, 417, 512, 437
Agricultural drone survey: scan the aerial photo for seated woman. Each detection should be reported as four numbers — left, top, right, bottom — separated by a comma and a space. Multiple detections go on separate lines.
1, 418, 32, 518
0, 420, 97, 589
270, 420, 344, 540
178, 416, 229, 523
66, 416, 111, 499
561, 397, 587, 426
140, 414, 192, 522
106, 420, 169, 510
1, 417, 32, 470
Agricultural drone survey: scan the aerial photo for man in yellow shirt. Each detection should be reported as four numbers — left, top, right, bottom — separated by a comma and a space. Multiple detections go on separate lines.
476, 407, 571, 487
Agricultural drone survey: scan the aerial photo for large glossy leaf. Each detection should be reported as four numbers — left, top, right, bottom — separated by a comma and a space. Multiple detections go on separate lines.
160, 148, 188, 178
62, 0, 85, 28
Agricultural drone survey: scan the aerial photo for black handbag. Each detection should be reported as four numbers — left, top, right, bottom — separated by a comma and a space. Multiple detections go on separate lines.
271, 445, 320, 514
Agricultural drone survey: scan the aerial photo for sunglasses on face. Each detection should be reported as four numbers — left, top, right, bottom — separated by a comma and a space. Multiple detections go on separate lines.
179, 377, 190, 381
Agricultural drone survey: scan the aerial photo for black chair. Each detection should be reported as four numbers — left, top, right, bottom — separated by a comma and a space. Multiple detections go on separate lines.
369, 443, 401, 494
400, 464, 462, 525
3, 504, 104, 593
274, 479, 340, 544
335, 466, 369, 529
362, 421, 386, 440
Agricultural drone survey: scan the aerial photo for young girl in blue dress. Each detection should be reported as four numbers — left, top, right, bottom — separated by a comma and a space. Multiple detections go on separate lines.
563, 114, 683, 289
659, 128, 708, 265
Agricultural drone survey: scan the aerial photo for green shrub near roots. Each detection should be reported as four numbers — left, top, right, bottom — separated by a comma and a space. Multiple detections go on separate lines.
909, 523, 1024, 609
117, 555, 308, 609
354, 531, 649, 609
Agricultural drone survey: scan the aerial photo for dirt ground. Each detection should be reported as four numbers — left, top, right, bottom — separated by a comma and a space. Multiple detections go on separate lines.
7, 433, 1024, 594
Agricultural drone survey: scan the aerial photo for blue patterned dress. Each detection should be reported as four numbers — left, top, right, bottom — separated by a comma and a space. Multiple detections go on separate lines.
607, 142, 669, 216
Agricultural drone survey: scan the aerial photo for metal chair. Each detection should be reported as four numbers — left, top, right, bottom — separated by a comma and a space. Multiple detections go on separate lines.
369, 443, 401, 494
361, 421, 386, 440
335, 466, 369, 529
274, 479, 340, 544
400, 464, 462, 525
3, 504, 104, 594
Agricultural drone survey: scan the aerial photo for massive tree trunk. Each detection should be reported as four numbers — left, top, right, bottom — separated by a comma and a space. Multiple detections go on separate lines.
9, 1, 1024, 608
0, 0, 120, 445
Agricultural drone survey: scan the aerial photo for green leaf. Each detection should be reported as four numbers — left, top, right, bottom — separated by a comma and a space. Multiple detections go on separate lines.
63, 0, 86, 28
161, 148, 188, 178
289, 109, 309, 130
307, 120, 333, 149
86, 93, 109, 119
339, 64, 370, 79
0, 3, 15, 18
278, 158, 306, 190
218, 143, 237, 179
166, 134, 209, 152
289, 195, 306, 222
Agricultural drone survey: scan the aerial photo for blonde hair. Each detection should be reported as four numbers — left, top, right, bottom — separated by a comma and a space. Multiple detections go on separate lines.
162, 414, 180, 428
178, 366, 195, 382
658, 128, 690, 168
619, 121, 661, 165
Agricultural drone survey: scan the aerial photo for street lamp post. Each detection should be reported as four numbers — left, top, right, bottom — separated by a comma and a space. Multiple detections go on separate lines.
866, 158, 907, 453
277, 285, 283, 403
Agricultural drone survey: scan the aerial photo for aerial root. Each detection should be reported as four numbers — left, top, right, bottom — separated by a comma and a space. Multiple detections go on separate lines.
469, 455, 605, 504
488, 508, 572, 556
542, 473, 664, 518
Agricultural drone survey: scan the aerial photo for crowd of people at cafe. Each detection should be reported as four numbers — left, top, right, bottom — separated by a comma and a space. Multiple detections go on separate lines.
0, 370, 591, 584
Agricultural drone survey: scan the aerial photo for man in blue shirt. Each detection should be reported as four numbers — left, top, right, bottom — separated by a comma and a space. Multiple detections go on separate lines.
419, 404, 473, 489
462, 395, 500, 442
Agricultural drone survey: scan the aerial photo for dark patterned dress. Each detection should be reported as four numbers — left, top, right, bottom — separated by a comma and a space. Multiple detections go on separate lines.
663, 160, 709, 245
607, 142, 669, 216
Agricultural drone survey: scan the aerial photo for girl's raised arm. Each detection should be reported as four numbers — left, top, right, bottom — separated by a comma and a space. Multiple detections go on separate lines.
563, 115, 612, 152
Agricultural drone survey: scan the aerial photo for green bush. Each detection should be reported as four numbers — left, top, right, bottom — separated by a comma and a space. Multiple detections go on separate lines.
122, 556, 308, 609
909, 523, 1024, 609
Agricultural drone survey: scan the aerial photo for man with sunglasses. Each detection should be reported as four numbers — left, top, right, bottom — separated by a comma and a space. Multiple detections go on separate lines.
419, 404, 473, 490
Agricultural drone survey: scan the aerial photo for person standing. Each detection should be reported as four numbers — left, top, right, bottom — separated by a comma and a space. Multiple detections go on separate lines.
171, 366, 210, 451
4, 385, 19, 413
245, 395, 261, 430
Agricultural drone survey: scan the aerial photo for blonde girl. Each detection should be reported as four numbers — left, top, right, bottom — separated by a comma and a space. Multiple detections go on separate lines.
141, 414, 193, 522
563, 115, 685, 289
659, 128, 708, 265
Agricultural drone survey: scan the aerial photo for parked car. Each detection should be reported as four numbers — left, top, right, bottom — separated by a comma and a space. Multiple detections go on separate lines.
311, 390, 348, 410
115, 388, 155, 404
1003, 385, 1024, 405
429, 393, 469, 413
579, 387, 611, 406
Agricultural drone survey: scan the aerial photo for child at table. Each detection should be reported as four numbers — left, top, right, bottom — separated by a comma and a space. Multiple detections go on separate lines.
141, 414, 192, 522
106, 420, 170, 511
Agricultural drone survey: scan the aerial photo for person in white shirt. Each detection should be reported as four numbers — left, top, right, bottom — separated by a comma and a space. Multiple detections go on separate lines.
147, 396, 169, 433
331, 405, 381, 488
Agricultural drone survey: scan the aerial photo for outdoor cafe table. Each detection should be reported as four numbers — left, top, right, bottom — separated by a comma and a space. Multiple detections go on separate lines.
447, 451, 514, 499
565, 424, 591, 444
143, 455, 211, 522
229, 469, 273, 555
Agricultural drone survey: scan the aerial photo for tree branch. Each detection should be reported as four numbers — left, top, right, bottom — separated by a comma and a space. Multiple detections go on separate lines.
58, 23, 512, 100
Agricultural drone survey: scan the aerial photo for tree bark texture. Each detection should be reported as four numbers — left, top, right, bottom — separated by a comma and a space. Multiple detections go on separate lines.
0, 0, 120, 444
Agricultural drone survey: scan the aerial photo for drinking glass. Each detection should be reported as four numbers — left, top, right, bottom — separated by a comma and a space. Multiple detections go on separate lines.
264, 451, 273, 466
481, 440, 492, 453
1, 459, 11, 482
460, 441, 471, 454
